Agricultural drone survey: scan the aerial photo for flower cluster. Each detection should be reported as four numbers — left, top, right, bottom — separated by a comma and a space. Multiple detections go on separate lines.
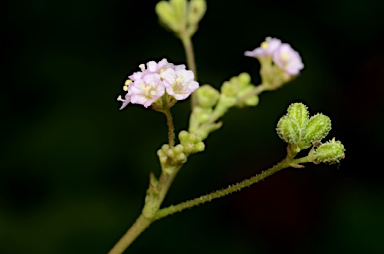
245, 37, 304, 76
117, 59, 199, 109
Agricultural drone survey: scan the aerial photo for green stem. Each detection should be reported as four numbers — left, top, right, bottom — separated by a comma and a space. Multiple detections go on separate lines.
180, 34, 198, 108
108, 166, 182, 254
108, 214, 151, 254
154, 156, 293, 221
292, 156, 312, 165
181, 35, 197, 80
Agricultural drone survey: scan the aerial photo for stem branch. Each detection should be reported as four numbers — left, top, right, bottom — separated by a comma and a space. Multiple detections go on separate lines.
154, 156, 292, 221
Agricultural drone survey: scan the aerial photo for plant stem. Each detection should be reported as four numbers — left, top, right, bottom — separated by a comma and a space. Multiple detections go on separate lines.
108, 214, 151, 254
108, 166, 182, 254
181, 35, 197, 80
180, 34, 198, 108
163, 108, 175, 147
154, 156, 293, 221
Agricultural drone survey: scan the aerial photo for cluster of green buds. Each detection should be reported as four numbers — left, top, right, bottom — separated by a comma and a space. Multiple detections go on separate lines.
157, 130, 205, 174
155, 0, 206, 37
276, 102, 345, 164
221, 72, 259, 108
189, 73, 258, 140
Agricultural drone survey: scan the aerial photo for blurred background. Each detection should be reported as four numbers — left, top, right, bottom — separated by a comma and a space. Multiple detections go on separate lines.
2, 0, 384, 253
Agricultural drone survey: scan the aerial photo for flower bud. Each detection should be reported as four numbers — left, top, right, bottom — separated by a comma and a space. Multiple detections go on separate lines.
187, 0, 206, 26
303, 113, 331, 144
218, 95, 237, 108
178, 130, 189, 142
178, 130, 205, 154
286, 102, 309, 130
171, 0, 187, 26
155, 1, 179, 32
175, 153, 187, 164
221, 81, 236, 97
276, 115, 301, 144
173, 144, 184, 153
238, 72, 251, 84
157, 149, 168, 164
194, 142, 205, 152
196, 84, 220, 108
313, 138, 345, 164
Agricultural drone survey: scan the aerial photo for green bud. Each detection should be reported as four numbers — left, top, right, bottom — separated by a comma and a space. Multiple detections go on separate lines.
191, 106, 211, 124
158, 143, 188, 169
221, 81, 236, 97
286, 103, 309, 130
178, 130, 205, 154
218, 95, 237, 109
303, 113, 331, 144
157, 148, 168, 164
238, 72, 251, 85
171, 0, 187, 26
173, 144, 184, 153
313, 138, 345, 164
155, 1, 179, 32
194, 142, 205, 152
183, 143, 195, 154
276, 115, 301, 144
178, 130, 189, 142
237, 85, 258, 107
242, 95, 259, 107
175, 153, 187, 164
187, 0, 206, 26
196, 84, 220, 108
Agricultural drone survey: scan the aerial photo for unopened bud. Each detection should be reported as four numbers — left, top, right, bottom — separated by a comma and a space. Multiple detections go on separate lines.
187, 0, 206, 25
286, 102, 309, 130
276, 115, 301, 144
314, 138, 345, 164
196, 85, 220, 108
303, 113, 331, 144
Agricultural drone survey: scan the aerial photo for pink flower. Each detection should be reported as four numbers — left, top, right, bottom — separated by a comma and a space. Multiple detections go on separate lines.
117, 59, 199, 109
245, 37, 304, 76
161, 68, 199, 100
272, 43, 304, 75
129, 73, 165, 108
244, 37, 282, 58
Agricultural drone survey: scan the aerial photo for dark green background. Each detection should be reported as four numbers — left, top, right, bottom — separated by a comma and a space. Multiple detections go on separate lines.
3, 0, 384, 253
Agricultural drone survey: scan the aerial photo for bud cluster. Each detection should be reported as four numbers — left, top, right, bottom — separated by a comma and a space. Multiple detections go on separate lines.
156, 0, 206, 37
188, 73, 259, 140
157, 130, 205, 174
276, 103, 345, 164
277, 103, 331, 147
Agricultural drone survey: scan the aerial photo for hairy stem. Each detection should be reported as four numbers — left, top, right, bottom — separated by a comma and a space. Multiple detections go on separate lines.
164, 108, 175, 147
154, 156, 292, 221
180, 34, 198, 108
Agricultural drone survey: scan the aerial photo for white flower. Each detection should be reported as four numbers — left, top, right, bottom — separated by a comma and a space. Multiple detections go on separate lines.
161, 68, 199, 100
129, 73, 165, 108
244, 37, 282, 58
273, 43, 304, 75
117, 59, 199, 109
